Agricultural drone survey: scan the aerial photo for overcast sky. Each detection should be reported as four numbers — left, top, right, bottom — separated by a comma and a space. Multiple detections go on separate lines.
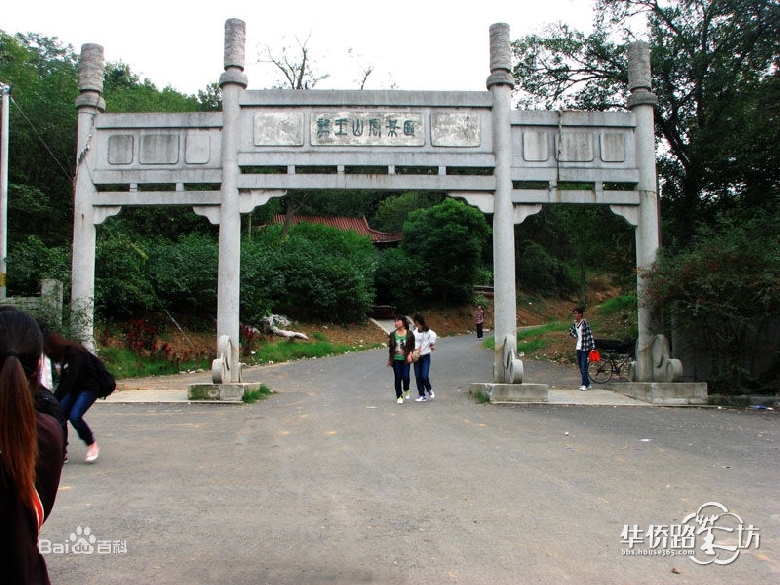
2, 0, 597, 94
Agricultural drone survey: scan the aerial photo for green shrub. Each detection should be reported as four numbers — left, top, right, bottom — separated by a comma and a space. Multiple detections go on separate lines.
516, 240, 576, 296
642, 213, 780, 393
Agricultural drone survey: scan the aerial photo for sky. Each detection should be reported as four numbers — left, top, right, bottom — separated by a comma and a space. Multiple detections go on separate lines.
2, 0, 596, 95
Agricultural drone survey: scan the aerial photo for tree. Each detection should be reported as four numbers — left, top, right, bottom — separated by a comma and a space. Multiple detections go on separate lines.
255, 223, 376, 323
373, 247, 427, 311
102, 62, 201, 112
261, 34, 329, 90
515, 204, 636, 295
511, 1, 780, 387
400, 199, 490, 306
511, 0, 780, 249
374, 192, 445, 233
0, 32, 79, 246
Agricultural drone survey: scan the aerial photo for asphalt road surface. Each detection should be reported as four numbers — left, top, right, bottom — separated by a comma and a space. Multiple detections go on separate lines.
42, 334, 779, 584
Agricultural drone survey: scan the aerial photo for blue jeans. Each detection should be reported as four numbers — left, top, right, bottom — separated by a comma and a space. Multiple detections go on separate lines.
391, 359, 410, 398
576, 350, 590, 386
59, 390, 97, 446
414, 354, 432, 396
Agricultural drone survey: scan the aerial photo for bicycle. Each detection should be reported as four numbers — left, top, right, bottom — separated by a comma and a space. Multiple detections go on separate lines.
587, 339, 636, 384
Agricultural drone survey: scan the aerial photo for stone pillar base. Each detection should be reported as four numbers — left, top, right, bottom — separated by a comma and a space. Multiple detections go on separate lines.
612, 382, 708, 405
470, 382, 548, 403
188, 382, 264, 402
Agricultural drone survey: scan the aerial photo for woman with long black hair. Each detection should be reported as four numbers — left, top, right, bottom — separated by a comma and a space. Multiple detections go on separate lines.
44, 331, 101, 462
0, 308, 65, 584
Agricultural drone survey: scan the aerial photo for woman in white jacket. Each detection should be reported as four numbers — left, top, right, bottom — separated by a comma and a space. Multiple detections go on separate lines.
412, 313, 437, 402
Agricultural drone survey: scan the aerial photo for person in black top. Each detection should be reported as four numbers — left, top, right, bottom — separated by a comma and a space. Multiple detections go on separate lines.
0, 308, 65, 585
44, 331, 101, 463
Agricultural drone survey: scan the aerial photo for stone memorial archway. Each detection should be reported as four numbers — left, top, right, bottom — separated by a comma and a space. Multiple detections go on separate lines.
71, 19, 699, 401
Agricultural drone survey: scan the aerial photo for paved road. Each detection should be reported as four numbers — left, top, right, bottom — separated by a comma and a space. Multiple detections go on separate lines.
42, 334, 779, 584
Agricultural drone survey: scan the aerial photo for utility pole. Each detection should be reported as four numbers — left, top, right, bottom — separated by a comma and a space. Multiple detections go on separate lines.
0, 82, 10, 299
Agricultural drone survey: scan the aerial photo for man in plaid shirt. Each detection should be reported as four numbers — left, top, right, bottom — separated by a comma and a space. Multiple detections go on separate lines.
569, 307, 595, 390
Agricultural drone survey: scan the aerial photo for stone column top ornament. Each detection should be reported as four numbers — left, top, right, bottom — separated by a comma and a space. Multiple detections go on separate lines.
626, 41, 658, 109
78, 44, 104, 93
224, 18, 246, 71
76, 43, 105, 111
221, 19, 248, 88
486, 23, 515, 90
627, 41, 652, 91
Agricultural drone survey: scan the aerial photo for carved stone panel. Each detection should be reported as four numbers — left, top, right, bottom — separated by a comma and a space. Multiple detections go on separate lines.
140, 134, 179, 165
599, 133, 626, 163
522, 131, 549, 162
253, 112, 305, 146
185, 134, 211, 164
430, 112, 480, 147
554, 132, 594, 162
107, 134, 134, 165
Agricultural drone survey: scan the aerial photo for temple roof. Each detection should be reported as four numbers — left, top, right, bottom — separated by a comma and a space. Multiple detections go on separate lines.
269, 215, 403, 244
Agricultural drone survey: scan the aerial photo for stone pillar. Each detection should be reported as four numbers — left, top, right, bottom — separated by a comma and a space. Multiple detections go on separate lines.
216, 19, 248, 381
71, 44, 106, 350
486, 24, 518, 383
626, 42, 660, 382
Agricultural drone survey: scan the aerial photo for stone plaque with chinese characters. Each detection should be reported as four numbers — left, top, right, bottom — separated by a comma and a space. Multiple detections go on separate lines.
312, 112, 424, 146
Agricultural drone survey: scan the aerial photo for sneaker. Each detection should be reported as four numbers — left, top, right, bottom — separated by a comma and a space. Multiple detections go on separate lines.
428, 391, 435, 399
579, 385, 587, 391
397, 397, 404, 404
586, 385, 592, 390
85, 443, 99, 463
404, 392, 410, 400
415, 396, 427, 402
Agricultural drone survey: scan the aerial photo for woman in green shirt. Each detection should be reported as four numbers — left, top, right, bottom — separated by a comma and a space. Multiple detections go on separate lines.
387, 315, 414, 403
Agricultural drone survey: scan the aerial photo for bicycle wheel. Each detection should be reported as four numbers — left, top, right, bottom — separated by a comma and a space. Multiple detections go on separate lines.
588, 359, 612, 383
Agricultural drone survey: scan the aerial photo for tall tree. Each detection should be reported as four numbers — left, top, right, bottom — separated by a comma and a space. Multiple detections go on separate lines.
400, 199, 490, 306
0, 32, 79, 245
511, 0, 780, 249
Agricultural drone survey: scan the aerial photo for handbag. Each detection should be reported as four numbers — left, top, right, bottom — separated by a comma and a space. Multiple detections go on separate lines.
588, 350, 600, 362
412, 349, 421, 362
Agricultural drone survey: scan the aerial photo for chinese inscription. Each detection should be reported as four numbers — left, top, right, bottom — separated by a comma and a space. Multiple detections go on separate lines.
312, 112, 424, 146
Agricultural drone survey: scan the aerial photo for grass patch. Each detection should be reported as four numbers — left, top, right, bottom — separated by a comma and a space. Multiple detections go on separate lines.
101, 336, 382, 379
471, 389, 491, 404
483, 321, 568, 354
517, 322, 568, 353
248, 339, 365, 365
98, 346, 212, 378
599, 294, 637, 316
243, 384, 274, 404
590, 294, 638, 341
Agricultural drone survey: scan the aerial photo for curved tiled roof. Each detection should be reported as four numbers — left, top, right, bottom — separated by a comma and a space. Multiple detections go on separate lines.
270, 215, 403, 243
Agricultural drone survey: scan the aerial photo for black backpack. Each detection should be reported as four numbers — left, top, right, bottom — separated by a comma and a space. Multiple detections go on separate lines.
88, 351, 117, 398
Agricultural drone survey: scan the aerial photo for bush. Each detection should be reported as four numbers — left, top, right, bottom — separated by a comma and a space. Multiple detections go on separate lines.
245, 223, 376, 323
94, 232, 157, 317
642, 213, 780, 393
516, 240, 576, 296
6, 235, 70, 296
147, 233, 218, 315
400, 199, 490, 306
373, 247, 427, 311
